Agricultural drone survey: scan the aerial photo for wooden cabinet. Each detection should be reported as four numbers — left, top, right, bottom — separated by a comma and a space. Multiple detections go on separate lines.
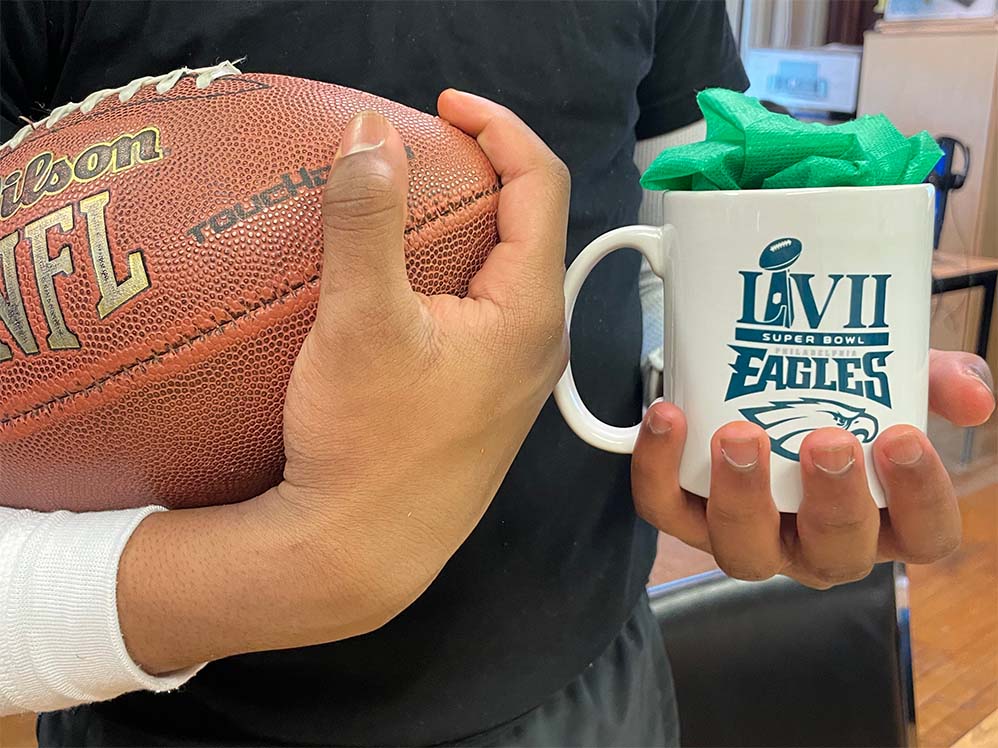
858, 27, 998, 371
859, 27, 997, 260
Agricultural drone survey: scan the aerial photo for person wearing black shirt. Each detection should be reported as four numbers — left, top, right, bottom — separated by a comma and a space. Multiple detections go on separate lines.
0, 2, 746, 743
2, 1, 990, 746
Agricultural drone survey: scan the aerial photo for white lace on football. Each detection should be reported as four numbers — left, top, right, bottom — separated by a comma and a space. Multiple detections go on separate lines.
1, 61, 242, 152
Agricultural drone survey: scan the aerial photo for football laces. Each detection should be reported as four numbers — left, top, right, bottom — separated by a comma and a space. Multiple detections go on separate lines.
1, 60, 243, 152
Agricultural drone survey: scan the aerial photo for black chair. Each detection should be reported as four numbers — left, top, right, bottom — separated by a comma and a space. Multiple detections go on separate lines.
649, 563, 915, 748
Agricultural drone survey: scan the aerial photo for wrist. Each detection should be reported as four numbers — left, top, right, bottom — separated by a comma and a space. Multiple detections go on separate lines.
116, 488, 417, 675
247, 483, 440, 623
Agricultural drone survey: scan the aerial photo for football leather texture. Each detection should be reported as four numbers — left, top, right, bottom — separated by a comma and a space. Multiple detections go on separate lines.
0, 68, 500, 511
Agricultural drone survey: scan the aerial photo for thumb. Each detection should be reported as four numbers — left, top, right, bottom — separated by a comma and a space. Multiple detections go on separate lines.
317, 111, 418, 330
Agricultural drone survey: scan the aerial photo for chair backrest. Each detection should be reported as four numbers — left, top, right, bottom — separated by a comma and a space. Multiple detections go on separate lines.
648, 563, 915, 748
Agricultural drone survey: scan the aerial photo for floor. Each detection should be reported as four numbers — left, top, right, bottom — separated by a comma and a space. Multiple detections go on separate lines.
0, 716, 32, 748
908, 481, 997, 747
951, 707, 998, 748
913, 415, 998, 748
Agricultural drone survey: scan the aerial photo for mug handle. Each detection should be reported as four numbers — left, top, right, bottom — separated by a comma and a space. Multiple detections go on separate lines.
554, 224, 675, 453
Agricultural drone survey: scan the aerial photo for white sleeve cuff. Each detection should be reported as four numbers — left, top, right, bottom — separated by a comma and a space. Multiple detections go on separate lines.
0, 505, 204, 716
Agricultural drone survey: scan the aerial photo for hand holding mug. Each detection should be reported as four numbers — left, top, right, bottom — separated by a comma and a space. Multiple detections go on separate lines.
631, 349, 992, 588
555, 185, 995, 587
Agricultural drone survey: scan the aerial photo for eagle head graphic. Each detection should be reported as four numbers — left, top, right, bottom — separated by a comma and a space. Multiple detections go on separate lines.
738, 397, 880, 462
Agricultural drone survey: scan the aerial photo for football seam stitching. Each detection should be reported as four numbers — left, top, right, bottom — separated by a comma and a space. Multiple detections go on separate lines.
0, 183, 500, 426
0, 273, 322, 427
405, 182, 499, 235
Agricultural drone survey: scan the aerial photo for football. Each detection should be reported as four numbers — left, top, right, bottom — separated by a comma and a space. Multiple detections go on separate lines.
758, 237, 803, 270
0, 62, 500, 511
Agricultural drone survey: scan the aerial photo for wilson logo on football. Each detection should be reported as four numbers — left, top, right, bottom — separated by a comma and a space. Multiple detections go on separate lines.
0, 128, 164, 221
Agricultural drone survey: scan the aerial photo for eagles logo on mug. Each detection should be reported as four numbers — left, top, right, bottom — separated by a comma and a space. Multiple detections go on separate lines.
555, 184, 934, 512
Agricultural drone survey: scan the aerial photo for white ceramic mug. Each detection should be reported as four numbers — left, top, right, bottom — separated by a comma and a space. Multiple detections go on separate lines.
555, 184, 934, 512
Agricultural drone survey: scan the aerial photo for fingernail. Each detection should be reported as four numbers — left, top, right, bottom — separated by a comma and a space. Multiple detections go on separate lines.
720, 438, 759, 471
884, 432, 924, 467
648, 409, 672, 436
813, 444, 855, 476
966, 362, 995, 397
338, 111, 388, 156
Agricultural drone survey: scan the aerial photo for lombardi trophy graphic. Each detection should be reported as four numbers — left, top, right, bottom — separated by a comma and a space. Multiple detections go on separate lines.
759, 237, 802, 328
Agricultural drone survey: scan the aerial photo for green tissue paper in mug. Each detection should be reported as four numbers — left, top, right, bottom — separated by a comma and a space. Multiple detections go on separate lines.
640, 88, 943, 191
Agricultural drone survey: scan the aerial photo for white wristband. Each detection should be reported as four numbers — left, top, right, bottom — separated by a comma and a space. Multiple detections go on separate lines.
0, 505, 204, 716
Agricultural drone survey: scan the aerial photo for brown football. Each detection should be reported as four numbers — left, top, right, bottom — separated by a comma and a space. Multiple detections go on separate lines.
0, 62, 500, 511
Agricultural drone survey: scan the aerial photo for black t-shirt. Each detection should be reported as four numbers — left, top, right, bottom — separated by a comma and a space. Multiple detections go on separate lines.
1, 1, 746, 744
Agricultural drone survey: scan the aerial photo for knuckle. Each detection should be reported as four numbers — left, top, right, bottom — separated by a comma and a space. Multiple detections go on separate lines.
807, 563, 874, 587
798, 576, 835, 591
543, 310, 569, 363
903, 550, 943, 565
545, 156, 571, 196
819, 516, 869, 535
707, 502, 759, 528
310, 300, 424, 367
937, 530, 963, 557
525, 297, 565, 344
903, 533, 961, 564
503, 299, 567, 366
633, 499, 660, 526
632, 481, 686, 532
541, 329, 570, 389
488, 101, 520, 124
633, 496, 672, 530
716, 557, 778, 582
903, 486, 955, 515
804, 506, 873, 536
323, 166, 400, 228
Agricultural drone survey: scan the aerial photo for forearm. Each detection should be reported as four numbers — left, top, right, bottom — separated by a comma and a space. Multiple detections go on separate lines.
117, 488, 408, 674
2, 487, 433, 716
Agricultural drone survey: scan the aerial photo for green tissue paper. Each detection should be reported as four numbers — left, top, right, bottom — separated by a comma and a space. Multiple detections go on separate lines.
640, 88, 943, 192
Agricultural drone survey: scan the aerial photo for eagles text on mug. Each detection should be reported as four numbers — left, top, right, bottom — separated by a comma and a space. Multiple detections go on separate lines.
724, 237, 889, 461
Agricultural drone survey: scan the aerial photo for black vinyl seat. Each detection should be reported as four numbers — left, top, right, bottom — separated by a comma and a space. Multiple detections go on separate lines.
649, 562, 915, 747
